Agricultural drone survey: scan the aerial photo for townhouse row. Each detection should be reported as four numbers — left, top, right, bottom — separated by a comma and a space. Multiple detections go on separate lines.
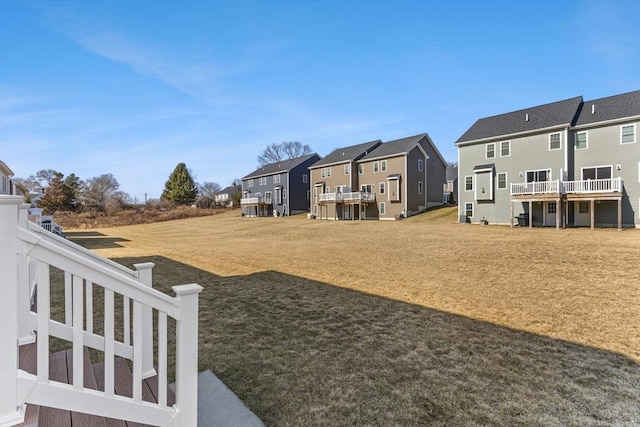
456, 90, 639, 229
239, 89, 639, 228
240, 134, 448, 220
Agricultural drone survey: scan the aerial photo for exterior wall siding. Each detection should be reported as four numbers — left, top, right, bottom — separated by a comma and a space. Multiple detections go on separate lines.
571, 119, 640, 227
458, 129, 567, 224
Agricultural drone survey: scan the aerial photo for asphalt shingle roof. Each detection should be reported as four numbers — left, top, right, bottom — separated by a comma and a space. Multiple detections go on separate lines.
574, 90, 640, 126
455, 96, 583, 144
242, 154, 319, 179
358, 134, 427, 161
310, 140, 382, 168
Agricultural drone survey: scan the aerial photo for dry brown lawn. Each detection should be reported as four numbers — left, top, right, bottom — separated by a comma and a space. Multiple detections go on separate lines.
66, 207, 640, 425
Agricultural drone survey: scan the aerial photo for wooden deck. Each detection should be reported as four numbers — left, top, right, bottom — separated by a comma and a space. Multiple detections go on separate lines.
17, 343, 175, 427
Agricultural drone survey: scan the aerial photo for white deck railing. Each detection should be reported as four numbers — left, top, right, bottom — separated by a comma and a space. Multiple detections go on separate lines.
319, 193, 341, 202
240, 196, 270, 205
510, 180, 560, 195
1, 196, 201, 426
562, 177, 622, 194
343, 192, 375, 202
511, 178, 623, 196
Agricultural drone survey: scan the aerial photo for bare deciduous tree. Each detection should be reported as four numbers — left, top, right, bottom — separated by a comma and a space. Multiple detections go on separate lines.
257, 141, 312, 166
82, 173, 121, 211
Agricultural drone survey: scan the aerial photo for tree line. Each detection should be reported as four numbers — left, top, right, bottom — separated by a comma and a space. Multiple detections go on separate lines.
16, 141, 312, 215
16, 164, 239, 215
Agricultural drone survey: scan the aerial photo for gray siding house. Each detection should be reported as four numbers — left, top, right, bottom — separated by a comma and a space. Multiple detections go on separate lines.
456, 90, 640, 229
241, 153, 321, 217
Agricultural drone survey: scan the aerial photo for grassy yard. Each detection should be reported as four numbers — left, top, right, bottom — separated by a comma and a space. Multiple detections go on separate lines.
67, 207, 640, 425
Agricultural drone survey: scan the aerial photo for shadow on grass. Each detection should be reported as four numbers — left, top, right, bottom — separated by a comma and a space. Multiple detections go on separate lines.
66, 233, 130, 249
104, 255, 639, 426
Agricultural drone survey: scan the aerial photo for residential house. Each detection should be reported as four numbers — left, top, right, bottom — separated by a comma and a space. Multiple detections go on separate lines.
356, 133, 447, 220
309, 139, 382, 220
455, 90, 640, 229
444, 164, 458, 204
0, 160, 27, 196
215, 184, 242, 207
241, 153, 321, 217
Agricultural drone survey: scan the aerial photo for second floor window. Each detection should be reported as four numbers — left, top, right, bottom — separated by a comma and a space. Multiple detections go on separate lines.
575, 132, 588, 149
500, 141, 510, 157
373, 162, 379, 173
358, 164, 364, 175
344, 164, 350, 175
303, 174, 308, 183
418, 181, 423, 194
418, 159, 423, 171
621, 124, 636, 144
379, 182, 385, 194
549, 133, 561, 150
486, 143, 495, 159
381, 160, 387, 172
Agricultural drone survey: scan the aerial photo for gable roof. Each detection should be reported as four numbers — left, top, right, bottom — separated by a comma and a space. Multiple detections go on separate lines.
309, 140, 382, 168
217, 184, 241, 195
574, 90, 640, 127
455, 96, 583, 145
243, 153, 320, 179
359, 134, 427, 161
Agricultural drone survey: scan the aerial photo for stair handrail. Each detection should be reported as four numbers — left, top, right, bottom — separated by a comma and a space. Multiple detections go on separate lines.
1, 196, 201, 426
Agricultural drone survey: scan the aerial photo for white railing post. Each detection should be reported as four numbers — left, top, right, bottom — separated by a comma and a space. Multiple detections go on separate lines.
17, 203, 36, 345
0, 196, 23, 425
173, 284, 203, 426
134, 262, 156, 379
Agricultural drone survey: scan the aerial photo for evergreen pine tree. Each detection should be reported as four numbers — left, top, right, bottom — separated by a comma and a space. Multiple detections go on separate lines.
161, 163, 198, 206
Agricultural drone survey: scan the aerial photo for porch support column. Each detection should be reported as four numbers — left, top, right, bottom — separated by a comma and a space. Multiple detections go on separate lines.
590, 199, 595, 230
617, 197, 622, 231
564, 199, 568, 229
528, 200, 532, 228
556, 198, 560, 230
510, 201, 514, 228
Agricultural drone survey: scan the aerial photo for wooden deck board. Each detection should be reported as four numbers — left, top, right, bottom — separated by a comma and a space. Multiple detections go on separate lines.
66, 348, 107, 427
39, 351, 71, 427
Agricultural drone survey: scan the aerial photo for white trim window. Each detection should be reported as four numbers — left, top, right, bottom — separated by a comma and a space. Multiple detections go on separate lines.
313, 205, 318, 215
306, 190, 310, 200
325, 186, 331, 193
321, 168, 326, 178
327, 167, 332, 177
497, 172, 507, 189
381, 160, 387, 172
549, 132, 561, 150
303, 174, 308, 183
465, 175, 473, 191
313, 187, 317, 199
358, 164, 364, 175
575, 131, 588, 149
582, 165, 612, 180
380, 202, 386, 215
464, 202, 474, 218
379, 182, 385, 194
621, 124, 636, 144
500, 141, 510, 157
486, 143, 495, 159
579, 201, 589, 214
283, 189, 287, 200
248, 179, 254, 188
373, 162, 380, 173
418, 181, 423, 194
344, 164, 350, 175
418, 159, 423, 171
526, 169, 551, 182
361, 184, 373, 193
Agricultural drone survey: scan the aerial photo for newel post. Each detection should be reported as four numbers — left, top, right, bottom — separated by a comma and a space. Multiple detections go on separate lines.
17, 203, 35, 345
173, 283, 203, 426
0, 196, 24, 425
134, 262, 156, 379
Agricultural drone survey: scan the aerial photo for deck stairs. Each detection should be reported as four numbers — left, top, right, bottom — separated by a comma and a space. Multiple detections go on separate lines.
17, 343, 175, 427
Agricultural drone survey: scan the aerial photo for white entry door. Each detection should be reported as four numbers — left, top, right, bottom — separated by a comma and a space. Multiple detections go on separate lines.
575, 201, 590, 226
544, 201, 558, 226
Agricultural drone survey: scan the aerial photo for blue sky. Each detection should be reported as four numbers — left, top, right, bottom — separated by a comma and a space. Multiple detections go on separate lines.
1, 0, 639, 200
